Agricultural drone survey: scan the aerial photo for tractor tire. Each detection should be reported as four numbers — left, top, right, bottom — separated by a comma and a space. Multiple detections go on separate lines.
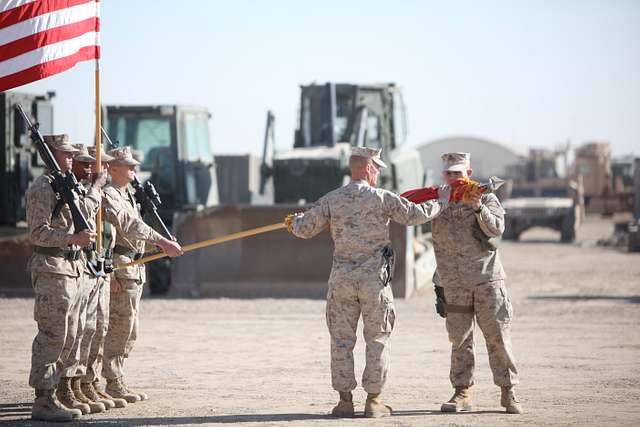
503, 218, 519, 241
560, 209, 577, 243
147, 259, 171, 295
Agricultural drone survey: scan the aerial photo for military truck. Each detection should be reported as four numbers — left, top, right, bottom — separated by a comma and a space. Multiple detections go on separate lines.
0, 91, 55, 295
0, 97, 218, 295
171, 82, 434, 298
0, 91, 54, 227
503, 147, 583, 242
0, 84, 434, 298
265, 83, 420, 203
103, 105, 219, 293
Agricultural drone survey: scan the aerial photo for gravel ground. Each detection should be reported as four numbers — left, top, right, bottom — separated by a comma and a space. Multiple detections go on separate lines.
1, 215, 639, 426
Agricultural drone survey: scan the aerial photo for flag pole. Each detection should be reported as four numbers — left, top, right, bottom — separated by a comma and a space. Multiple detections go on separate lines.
115, 222, 287, 270
95, 57, 103, 253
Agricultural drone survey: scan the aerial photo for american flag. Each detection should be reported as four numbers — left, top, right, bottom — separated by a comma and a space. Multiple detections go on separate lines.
0, 0, 100, 92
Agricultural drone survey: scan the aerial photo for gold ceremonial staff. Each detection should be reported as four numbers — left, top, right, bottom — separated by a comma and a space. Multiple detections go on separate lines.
114, 222, 287, 270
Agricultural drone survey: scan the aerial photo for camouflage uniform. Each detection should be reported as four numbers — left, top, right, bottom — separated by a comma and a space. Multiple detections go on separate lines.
26, 173, 100, 389
292, 180, 444, 394
81, 266, 112, 384
101, 182, 164, 380
432, 193, 519, 387
75, 194, 117, 384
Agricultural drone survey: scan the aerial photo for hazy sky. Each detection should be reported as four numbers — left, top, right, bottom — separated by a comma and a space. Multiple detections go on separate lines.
11, 0, 640, 156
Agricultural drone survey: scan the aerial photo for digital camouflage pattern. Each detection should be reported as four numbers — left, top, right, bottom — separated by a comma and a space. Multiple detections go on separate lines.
102, 183, 164, 282
292, 180, 444, 393
60, 179, 111, 379
102, 278, 143, 380
101, 182, 163, 380
26, 175, 87, 277
26, 174, 88, 389
431, 193, 519, 388
444, 281, 518, 387
28, 271, 82, 389
432, 193, 506, 288
73, 179, 117, 383
82, 275, 110, 383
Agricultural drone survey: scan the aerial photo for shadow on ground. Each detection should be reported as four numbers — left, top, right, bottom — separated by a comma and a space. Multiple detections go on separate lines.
0, 407, 508, 425
528, 294, 640, 304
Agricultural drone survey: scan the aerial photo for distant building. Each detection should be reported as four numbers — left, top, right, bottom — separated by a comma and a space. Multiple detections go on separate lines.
416, 135, 528, 183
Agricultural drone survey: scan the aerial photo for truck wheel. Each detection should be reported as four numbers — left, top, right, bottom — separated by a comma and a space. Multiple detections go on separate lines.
560, 210, 577, 243
503, 219, 519, 241
148, 259, 171, 295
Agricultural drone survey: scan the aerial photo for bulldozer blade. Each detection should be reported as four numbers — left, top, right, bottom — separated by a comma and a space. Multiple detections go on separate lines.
168, 205, 430, 299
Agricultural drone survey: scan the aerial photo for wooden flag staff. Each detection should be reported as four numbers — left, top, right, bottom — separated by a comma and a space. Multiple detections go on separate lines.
115, 222, 287, 270
95, 58, 103, 253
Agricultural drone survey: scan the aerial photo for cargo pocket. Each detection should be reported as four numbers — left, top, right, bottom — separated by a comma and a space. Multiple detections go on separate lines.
33, 294, 51, 322
378, 246, 395, 287
497, 285, 514, 324
380, 286, 396, 332
383, 304, 396, 332
325, 288, 334, 330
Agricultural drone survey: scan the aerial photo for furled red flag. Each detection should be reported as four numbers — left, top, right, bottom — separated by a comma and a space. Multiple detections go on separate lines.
401, 176, 506, 203
0, 0, 100, 92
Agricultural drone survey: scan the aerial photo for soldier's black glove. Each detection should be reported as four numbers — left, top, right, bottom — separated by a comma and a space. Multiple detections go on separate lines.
434, 285, 446, 318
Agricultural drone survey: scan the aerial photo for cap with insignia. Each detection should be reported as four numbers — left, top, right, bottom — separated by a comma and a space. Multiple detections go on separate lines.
441, 152, 470, 172
108, 146, 140, 166
351, 146, 387, 169
43, 134, 79, 153
87, 146, 115, 163
72, 144, 95, 163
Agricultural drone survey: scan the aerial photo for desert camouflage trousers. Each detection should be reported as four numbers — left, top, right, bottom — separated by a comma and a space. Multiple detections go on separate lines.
102, 278, 143, 379
444, 280, 519, 387
29, 272, 82, 389
66, 274, 111, 383
82, 275, 110, 382
61, 273, 92, 378
326, 276, 396, 394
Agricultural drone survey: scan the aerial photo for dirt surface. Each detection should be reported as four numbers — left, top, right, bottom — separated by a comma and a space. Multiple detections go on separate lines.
1, 215, 639, 426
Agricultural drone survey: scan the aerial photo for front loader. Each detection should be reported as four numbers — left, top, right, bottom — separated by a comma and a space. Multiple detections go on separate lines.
170, 83, 435, 298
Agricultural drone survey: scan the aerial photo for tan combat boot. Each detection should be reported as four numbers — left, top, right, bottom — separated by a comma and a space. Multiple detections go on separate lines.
105, 377, 140, 403
81, 380, 114, 410
72, 376, 105, 413
364, 393, 392, 418
331, 391, 355, 418
32, 388, 82, 422
441, 386, 473, 412
501, 386, 523, 414
56, 377, 91, 415
93, 380, 127, 408
122, 378, 149, 401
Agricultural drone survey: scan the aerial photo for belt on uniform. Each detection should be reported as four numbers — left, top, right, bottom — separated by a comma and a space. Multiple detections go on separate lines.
113, 245, 144, 260
83, 247, 114, 261
34, 246, 81, 261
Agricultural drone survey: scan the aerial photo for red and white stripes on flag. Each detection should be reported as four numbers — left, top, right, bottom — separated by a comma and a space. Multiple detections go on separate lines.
0, 0, 100, 92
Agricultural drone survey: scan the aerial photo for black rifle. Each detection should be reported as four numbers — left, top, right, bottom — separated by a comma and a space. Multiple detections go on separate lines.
16, 104, 91, 233
100, 126, 173, 239
15, 104, 103, 276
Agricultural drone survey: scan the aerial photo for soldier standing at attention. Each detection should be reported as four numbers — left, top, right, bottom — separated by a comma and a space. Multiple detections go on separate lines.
80, 146, 129, 410
101, 146, 183, 403
432, 152, 522, 414
27, 135, 98, 422
67, 145, 128, 411
50, 144, 110, 415
286, 147, 449, 418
